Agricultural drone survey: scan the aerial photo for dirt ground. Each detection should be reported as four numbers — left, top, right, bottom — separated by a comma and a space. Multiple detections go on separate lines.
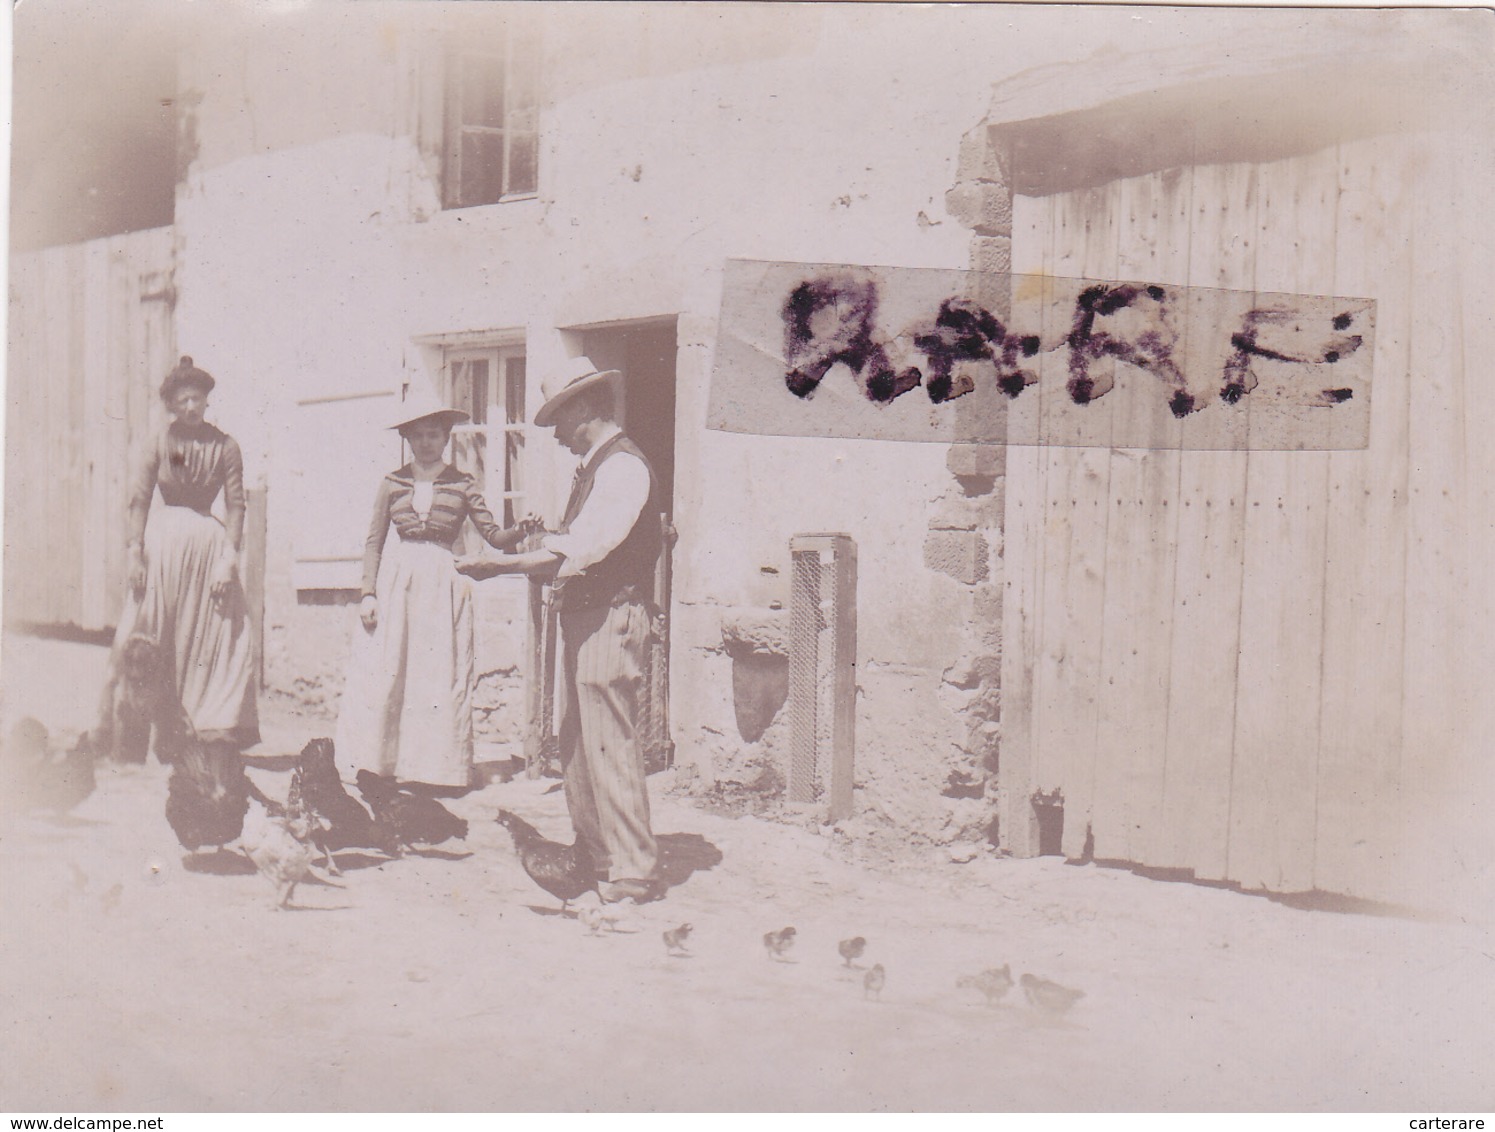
2, 634, 1493, 1113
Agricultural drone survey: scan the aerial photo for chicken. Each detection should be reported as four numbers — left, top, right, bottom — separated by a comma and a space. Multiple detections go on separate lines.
494, 809, 595, 911
108, 636, 259, 853
241, 798, 316, 910
863, 963, 886, 1000
165, 739, 253, 853
355, 770, 468, 851
3, 719, 96, 814
290, 739, 397, 871
662, 923, 693, 956
763, 926, 797, 961
838, 936, 867, 967
1020, 973, 1085, 1018
2, 718, 50, 809
957, 965, 1015, 1007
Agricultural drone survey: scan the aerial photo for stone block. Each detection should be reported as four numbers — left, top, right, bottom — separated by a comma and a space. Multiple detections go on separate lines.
957, 125, 1010, 185
720, 607, 789, 657
970, 234, 1012, 278
924, 529, 989, 585
943, 181, 1012, 236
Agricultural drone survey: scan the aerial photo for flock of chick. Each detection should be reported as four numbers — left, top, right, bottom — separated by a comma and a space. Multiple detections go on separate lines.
498, 795, 1086, 1019
7, 635, 1086, 1018
649, 923, 1084, 1018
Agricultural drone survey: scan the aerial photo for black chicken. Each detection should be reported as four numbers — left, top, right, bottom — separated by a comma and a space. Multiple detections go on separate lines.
290, 739, 398, 870
165, 739, 252, 852
3, 718, 96, 814
355, 769, 468, 851
495, 809, 596, 911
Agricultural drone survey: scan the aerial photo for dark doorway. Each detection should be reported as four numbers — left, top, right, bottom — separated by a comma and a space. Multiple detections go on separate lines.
565, 317, 680, 772
576, 319, 678, 521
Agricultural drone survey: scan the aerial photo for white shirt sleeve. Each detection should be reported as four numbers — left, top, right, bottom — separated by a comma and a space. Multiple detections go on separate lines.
543, 451, 650, 579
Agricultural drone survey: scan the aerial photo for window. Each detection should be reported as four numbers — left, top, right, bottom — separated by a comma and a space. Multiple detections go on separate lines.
443, 27, 540, 208
446, 345, 527, 527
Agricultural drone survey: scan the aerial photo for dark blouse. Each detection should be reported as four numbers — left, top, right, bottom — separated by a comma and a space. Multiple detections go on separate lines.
361, 464, 523, 596
128, 422, 246, 547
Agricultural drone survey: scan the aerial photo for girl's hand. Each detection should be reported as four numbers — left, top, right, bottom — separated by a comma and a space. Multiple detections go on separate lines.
127, 547, 147, 598
210, 559, 239, 605
360, 595, 379, 631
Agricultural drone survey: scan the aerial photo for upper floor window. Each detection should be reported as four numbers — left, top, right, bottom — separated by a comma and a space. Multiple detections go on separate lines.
445, 345, 528, 527
444, 28, 539, 208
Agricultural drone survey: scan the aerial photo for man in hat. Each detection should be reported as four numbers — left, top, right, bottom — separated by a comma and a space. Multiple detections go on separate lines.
457, 357, 662, 903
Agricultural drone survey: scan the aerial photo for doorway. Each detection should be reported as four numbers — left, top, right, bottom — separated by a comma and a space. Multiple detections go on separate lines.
552, 316, 679, 773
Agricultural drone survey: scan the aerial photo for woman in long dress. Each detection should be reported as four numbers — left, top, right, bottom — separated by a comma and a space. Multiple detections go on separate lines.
335, 395, 528, 790
99, 356, 259, 757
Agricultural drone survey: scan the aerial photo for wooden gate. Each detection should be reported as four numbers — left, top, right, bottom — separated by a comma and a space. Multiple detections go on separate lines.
5, 227, 176, 632
999, 126, 1486, 904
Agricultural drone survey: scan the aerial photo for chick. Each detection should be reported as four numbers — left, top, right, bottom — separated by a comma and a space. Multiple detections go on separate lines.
957, 964, 1015, 1007
1020, 972, 1085, 1017
763, 926, 797, 961
578, 905, 618, 936
863, 963, 886, 1000
838, 936, 867, 967
662, 923, 693, 956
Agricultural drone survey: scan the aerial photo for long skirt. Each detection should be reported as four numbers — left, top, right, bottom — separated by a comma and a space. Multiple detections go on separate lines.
335, 539, 475, 788
106, 504, 260, 747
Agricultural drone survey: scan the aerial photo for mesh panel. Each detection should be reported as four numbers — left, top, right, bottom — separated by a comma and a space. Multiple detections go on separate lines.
789, 535, 857, 816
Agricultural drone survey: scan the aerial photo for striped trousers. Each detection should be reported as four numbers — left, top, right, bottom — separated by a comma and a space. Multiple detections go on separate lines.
556, 598, 658, 881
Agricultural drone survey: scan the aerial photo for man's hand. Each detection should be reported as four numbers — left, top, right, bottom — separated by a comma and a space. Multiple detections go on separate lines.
455, 555, 518, 580
457, 549, 564, 580
360, 594, 379, 630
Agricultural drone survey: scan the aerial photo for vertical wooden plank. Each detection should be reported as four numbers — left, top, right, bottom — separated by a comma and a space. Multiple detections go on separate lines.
67, 243, 89, 628
1398, 127, 1474, 905
1090, 168, 1190, 865
5, 253, 33, 622
1449, 124, 1495, 912
80, 241, 111, 630
996, 191, 1051, 855
40, 248, 69, 624
1226, 149, 1337, 893
1157, 161, 1257, 879
1029, 188, 1116, 859
1311, 133, 1410, 901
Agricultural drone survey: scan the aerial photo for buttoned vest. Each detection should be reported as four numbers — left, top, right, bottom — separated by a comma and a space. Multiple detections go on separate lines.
556, 433, 663, 614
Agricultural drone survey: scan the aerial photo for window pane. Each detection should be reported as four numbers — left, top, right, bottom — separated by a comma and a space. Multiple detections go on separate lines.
451, 428, 486, 488
460, 132, 506, 207
507, 130, 538, 196
450, 358, 489, 423
508, 48, 540, 111
504, 356, 526, 425
460, 54, 505, 128
503, 356, 525, 526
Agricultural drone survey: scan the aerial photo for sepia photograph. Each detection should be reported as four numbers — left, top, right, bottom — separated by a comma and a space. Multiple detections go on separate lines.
2, 0, 1492, 1114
